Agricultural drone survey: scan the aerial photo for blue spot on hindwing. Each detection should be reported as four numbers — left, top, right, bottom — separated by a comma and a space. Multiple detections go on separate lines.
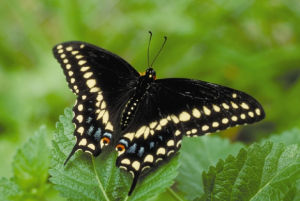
138, 147, 144, 157
126, 143, 137, 154
86, 117, 92, 124
87, 126, 94, 136
150, 142, 154, 149
158, 135, 163, 141
94, 128, 101, 141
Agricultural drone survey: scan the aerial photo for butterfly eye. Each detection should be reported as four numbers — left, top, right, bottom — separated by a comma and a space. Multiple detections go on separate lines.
116, 144, 126, 156
100, 136, 111, 148
153, 75, 156, 80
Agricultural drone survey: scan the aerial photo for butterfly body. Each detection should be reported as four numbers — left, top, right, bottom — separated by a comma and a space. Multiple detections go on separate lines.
53, 41, 265, 196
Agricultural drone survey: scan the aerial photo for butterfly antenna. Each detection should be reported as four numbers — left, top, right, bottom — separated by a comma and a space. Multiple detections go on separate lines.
150, 36, 167, 67
148, 31, 152, 68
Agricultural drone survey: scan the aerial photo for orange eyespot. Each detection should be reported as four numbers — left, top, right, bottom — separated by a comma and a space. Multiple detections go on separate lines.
116, 144, 125, 152
101, 137, 110, 145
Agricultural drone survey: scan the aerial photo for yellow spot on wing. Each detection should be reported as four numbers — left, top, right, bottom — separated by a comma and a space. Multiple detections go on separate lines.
175, 130, 181, 136
213, 104, 220, 112
255, 108, 261, 115
222, 103, 230, 109
86, 79, 96, 88
88, 144, 95, 150
121, 158, 131, 165
160, 118, 168, 126
132, 161, 141, 171
167, 140, 174, 146
170, 115, 179, 123
144, 127, 150, 139
105, 122, 114, 131
240, 102, 249, 110
202, 125, 209, 131
78, 104, 83, 111
81, 66, 90, 71
231, 116, 238, 121
231, 101, 239, 109
123, 133, 135, 141
192, 108, 201, 118
222, 118, 229, 124
157, 148, 166, 155
77, 127, 84, 135
76, 115, 83, 123
179, 111, 191, 122
135, 126, 146, 138
203, 106, 211, 115
144, 154, 154, 163
57, 45, 63, 49
84, 72, 93, 79
241, 114, 246, 119
78, 60, 87, 65
248, 111, 254, 117
79, 138, 87, 146
212, 122, 219, 127
149, 121, 157, 129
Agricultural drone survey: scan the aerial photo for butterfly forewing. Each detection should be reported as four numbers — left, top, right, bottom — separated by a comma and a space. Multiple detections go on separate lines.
53, 41, 139, 164
53, 41, 139, 95
150, 78, 265, 136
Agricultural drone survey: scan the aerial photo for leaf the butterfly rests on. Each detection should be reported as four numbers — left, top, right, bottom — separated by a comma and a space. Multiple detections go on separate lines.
53, 41, 265, 196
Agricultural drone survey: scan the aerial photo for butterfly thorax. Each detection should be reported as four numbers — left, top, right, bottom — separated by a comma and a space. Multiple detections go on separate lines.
120, 68, 156, 130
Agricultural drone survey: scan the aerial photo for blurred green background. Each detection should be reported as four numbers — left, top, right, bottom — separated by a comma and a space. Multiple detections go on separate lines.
0, 0, 299, 198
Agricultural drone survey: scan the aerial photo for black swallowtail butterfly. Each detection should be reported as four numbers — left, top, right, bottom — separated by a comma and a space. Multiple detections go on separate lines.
53, 40, 265, 196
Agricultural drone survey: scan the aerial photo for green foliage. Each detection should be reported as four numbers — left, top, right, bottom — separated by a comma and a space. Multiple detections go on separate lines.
0, 126, 60, 201
199, 140, 300, 200
176, 136, 244, 200
50, 108, 179, 200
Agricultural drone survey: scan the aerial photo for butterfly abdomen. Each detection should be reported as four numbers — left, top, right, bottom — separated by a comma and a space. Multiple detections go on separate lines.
120, 68, 156, 130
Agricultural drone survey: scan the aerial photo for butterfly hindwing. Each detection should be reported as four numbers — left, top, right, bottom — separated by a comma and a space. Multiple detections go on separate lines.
115, 93, 183, 195
53, 41, 139, 164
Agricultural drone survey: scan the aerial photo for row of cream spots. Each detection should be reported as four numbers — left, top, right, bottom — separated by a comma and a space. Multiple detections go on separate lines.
57, 44, 100, 93
119, 145, 177, 173
122, 105, 262, 141
78, 138, 96, 151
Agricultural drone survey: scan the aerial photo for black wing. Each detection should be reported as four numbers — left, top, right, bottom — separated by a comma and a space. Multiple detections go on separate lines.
115, 78, 265, 195
53, 41, 139, 164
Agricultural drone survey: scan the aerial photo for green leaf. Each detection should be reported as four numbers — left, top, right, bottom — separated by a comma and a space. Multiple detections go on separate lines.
202, 141, 300, 201
176, 135, 245, 200
13, 126, 49, 191
0, 126, 51, 200
0, 177, 19, 201
261, 128, 300, 146
50, 108, 179, 200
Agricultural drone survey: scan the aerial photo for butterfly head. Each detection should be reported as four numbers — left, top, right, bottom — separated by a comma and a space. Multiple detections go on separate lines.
141, 68, 156, 80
